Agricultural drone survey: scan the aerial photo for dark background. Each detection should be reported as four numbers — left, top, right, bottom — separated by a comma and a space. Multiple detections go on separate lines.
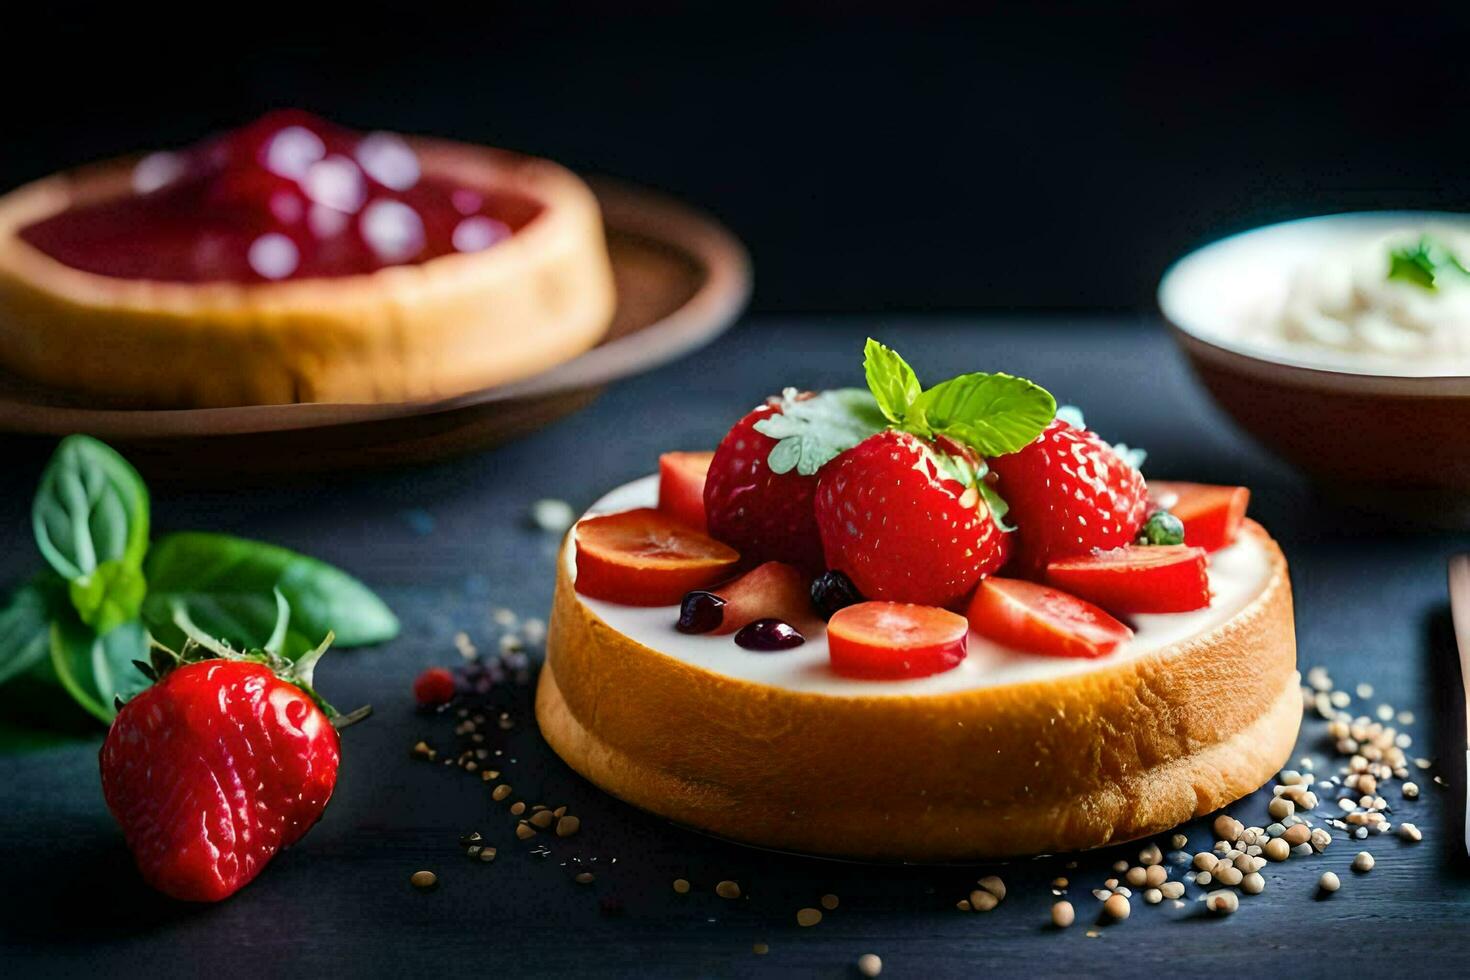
6, 2, 1468, 313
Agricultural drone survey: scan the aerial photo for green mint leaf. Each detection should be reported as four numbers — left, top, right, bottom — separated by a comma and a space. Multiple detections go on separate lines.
0, 575, 66, 687
67, 559, 146, 635
142, 532, 399, 658
1388, 234, 1470, 291
863, 338, 922, 424
49, 615, 149, 724
910, 372, 1056, 457
752, 388, 886, 477
32, 435, 150, 583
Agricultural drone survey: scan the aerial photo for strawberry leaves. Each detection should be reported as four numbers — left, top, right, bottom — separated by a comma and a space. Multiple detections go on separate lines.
863, 339, 1056, 457
753, 388, 886, 477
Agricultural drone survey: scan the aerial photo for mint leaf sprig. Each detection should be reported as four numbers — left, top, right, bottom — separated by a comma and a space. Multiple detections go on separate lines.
860, 339, 1056, 458
0, 435, 399, 729
752, 340, 1058, 480
1388, 234, 1470, 291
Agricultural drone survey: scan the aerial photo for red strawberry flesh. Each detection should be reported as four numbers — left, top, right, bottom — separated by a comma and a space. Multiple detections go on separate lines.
827, 601, 969, 679
1045, 544, 1210, 614
967, 576, 1132, 658
1148, 481, 1250, 553
575, 508, 740, 606
658, 451, 714, 532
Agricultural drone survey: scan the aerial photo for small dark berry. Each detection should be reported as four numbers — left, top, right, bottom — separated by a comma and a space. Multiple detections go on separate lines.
413, 667, 457, 707
677, 591, 726, 634
734, 618, 805, 651
1140, 509, 1185, 546
810, 570, 863, 620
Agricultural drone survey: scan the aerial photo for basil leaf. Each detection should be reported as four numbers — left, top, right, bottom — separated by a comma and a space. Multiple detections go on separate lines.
911, 372, 1056, 457
49, 616, 149, 724
32, 435, 150, 583
142, 532, 398, 657
752, 388, 887, 477
68, 558, 147, 635
863, 338, 922, 424
0, 575, 65, 686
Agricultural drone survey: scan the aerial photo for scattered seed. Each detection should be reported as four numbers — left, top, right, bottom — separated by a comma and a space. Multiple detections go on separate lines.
1112, 859, 1128, 873
1242, 872, 1265, 895
1400, 823, 1423, 842
1215, 866, 1244, 887
1052, 901, 1076, 928
1206, 890, 1239, 915
1138, 843, 1163, 866
673, 878, 691, 894
530, 810, 555, 830
820, 893, 840, 910
410, 870, 437, 890
515, 823, 536, 840
1170, 833, 1188, 850
1319, 871, 1341, 893
1125, 867, 1148, 888
510, 802, 526, 816
1144, 864, 1167, 888
1160, 881, 1185, 900
1143, 888, 1163, 905
857, 953, 883, 978
556, 815, 581, 838
716, 880, 742, 899
478, 847, 496, 862
1264, 838, 1291, 862
1281, 824, 1311, 847
977, 875, 1006, 901
1404, 781, 1420, 799
753, 943, 769, 955
1352, 851, 1375, 872
797, 908, 823, 927
1193, 852, 1218, 873
574, 872, 595, 884
970, 890, 999, 912
492, 784, 513, 802
1267, 797, 1295, 820
1103, 893, 1130, 921
1052, 877, 1069, 889
956, 900, 972, 911
1213, 814, 1242, 840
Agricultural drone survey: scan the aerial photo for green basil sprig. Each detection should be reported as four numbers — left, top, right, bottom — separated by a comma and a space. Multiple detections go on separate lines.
0, 435, 398, 728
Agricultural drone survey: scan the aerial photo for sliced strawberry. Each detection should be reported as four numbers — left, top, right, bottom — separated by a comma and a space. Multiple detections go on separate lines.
658, 451, 714, 531
707, 561, 814, 635
1044, 545, 1210, 614
1148, 481, 1250, 553
966, 576, 1132, 658
704, 402, 826, 573
575, 508, 739, 606
988, 419, 1148, 574
827, 601, 969, 679
815, 431, 1008, 606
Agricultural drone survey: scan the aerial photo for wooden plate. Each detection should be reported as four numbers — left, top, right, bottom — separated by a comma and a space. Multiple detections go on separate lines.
0, 178, 750, 478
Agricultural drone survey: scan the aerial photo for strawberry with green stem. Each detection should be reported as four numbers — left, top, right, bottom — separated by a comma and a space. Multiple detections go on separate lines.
99, 592, 368, 902
813, 340, 1056, 606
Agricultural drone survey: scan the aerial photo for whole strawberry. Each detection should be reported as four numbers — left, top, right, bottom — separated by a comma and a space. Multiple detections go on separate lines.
703, 396, 828, 573
988, 418, 1148, 574
100, 631, 358, 902
816, 430, 1010, 605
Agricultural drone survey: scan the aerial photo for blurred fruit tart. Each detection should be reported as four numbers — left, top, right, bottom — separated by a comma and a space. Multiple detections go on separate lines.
0, 111, 615, 407
538, 340, 1298, 861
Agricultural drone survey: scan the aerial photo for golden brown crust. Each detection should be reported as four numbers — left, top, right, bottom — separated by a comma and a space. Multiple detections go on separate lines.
537, 520, 1299, 860
0, 139, 615, 407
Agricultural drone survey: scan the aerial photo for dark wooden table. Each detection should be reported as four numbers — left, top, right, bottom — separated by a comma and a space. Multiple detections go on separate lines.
3, 317, 1468, 977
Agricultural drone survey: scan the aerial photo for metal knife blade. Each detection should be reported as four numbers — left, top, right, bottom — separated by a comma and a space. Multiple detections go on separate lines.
1445, 554, 1470, 855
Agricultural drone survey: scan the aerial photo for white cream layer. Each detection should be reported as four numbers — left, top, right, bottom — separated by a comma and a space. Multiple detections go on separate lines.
569, 475, 1273, 698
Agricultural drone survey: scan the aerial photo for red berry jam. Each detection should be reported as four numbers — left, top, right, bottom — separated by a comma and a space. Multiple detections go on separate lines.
19, 110, 542, 283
